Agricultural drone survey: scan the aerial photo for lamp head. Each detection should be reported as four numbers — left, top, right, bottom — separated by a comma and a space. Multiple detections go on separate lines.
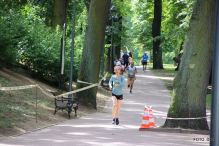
113, 15, 119, 22
110, 6, 117, 13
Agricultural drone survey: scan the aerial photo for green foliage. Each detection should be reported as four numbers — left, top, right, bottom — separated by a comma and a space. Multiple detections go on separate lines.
0, 2, 85, 82
206, 94, 211, 108
161, 0, 196, 49
0, 3, 27, 68
162, 51, 175, 64
30, 0, 54, 24
117, 0, 196, 65
169, 90, 173, 96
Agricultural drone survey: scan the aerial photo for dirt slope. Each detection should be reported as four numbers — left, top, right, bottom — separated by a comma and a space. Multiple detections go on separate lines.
0, 68, 110, 139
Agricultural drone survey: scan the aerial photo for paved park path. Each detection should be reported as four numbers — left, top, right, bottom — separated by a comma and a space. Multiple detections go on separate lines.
0, 67, 210, 146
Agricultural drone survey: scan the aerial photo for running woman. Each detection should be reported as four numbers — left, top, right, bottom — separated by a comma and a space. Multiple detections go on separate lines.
126, 61, 137, 94
109, 66, 125, 125
142, 52, 148, 72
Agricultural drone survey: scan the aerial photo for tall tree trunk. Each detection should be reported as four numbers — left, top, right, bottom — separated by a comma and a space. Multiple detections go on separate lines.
84, 0, 91, 12
115, 15, 122, 60
152, 0, 163, 69
51, 0, 69, 30
162, 0, 216, 130
76, 0, 111, 109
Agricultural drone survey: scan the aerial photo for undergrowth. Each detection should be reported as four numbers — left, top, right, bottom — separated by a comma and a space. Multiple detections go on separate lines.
0, 76, 53, 128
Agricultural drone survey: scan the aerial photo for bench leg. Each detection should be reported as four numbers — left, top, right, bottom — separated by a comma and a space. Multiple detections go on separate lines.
68, 108, 72, 119
54, 108, 57, 115
74, 107, 77, 117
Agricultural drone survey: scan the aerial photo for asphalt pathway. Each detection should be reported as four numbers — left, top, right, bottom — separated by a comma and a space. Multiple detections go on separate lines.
0, 67, 210, 146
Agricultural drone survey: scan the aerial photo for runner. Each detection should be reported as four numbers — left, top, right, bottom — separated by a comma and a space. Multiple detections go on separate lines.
122, 52, 129, 69
126, 61, 137, 94
142, 52, 148, 72
128, 57, 132, 65
128, 50, 133, 58
120, 50, 123, 58
116, 59, 125, 75
109, 66, 125, 125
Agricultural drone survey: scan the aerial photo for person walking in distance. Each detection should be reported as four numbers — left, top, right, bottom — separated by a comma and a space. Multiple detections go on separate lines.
128, 50, 133, 58
142, 52, 148, 72
109, 66, 125, 125
122, 52, 129, 69
128, 57, 132, 65
117, 59, 125, 75
120, 50, 123, 58
126, 61, 137, 94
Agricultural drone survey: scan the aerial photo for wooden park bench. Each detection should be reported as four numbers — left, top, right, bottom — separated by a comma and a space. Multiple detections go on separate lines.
51, 91, 79, 119
101, 77, 110, 87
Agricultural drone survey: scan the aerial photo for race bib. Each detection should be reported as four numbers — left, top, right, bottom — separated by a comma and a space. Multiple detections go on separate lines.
113, 80, 121, 87
129, 71, 134, 75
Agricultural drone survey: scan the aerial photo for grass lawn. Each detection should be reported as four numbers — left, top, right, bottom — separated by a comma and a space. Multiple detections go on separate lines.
206, 94, 211, 108
149, 63, 211, 108
169, 90, 173, 96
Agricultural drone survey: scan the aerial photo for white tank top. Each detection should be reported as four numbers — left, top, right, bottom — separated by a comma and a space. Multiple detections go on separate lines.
128, 65, 135, 75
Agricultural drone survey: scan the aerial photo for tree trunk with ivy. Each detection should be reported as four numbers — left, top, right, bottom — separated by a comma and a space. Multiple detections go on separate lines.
51, 0, 69, 30
152, 0, 163, 69
162, 0, 216, 130
76, 0, 111, 109
84, 0, 91, 12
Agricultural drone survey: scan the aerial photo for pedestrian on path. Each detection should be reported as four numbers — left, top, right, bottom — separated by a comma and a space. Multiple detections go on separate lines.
142, 52, 148, 72
116, 59, 125, 75
122, 52, 129, 69
128, 57, 132, 65
126, 61, 137, 94
128, 50, 133, 58
109, 66, 125, 125
120, 50, 123, 58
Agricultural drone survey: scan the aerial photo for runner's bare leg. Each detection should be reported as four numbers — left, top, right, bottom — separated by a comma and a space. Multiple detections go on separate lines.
130, 80, 134, 91
116, 100, 122, 118
112, 97, 117, 118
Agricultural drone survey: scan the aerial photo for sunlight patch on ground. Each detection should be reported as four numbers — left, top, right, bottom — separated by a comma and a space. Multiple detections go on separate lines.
39, 139, 67, 143
57, 124, 139, 129
66, 132, 92, 136
137, 75, 174, 80
95, 137, 113, 140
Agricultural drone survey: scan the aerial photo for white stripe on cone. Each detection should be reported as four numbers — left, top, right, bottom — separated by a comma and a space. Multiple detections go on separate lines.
142, 120, 149, 124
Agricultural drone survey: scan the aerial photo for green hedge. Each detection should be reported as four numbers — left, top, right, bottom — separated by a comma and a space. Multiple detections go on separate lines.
0, 4, 80, 82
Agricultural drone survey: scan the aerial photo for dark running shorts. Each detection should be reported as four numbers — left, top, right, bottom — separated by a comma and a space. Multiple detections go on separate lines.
124, 61, 129, 68
143, 62, 147, 65
112, 93, 123, 100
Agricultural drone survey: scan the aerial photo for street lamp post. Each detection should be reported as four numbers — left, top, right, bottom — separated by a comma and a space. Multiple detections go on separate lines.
210, 1, 219, 145
110, 6, 118, 73
68, 0, 76, 98
101, 39, 105, 77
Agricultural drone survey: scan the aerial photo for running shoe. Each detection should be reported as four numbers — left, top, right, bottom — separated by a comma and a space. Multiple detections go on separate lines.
144, 70, 146, 73
130, 91, 132, 94
116, 118, 119, 125
128, 85, 130, 88
112, 119, 115, 124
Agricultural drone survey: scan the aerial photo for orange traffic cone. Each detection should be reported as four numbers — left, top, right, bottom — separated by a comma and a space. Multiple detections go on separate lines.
148, 106, 156, 127
140, 107, 150, 129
